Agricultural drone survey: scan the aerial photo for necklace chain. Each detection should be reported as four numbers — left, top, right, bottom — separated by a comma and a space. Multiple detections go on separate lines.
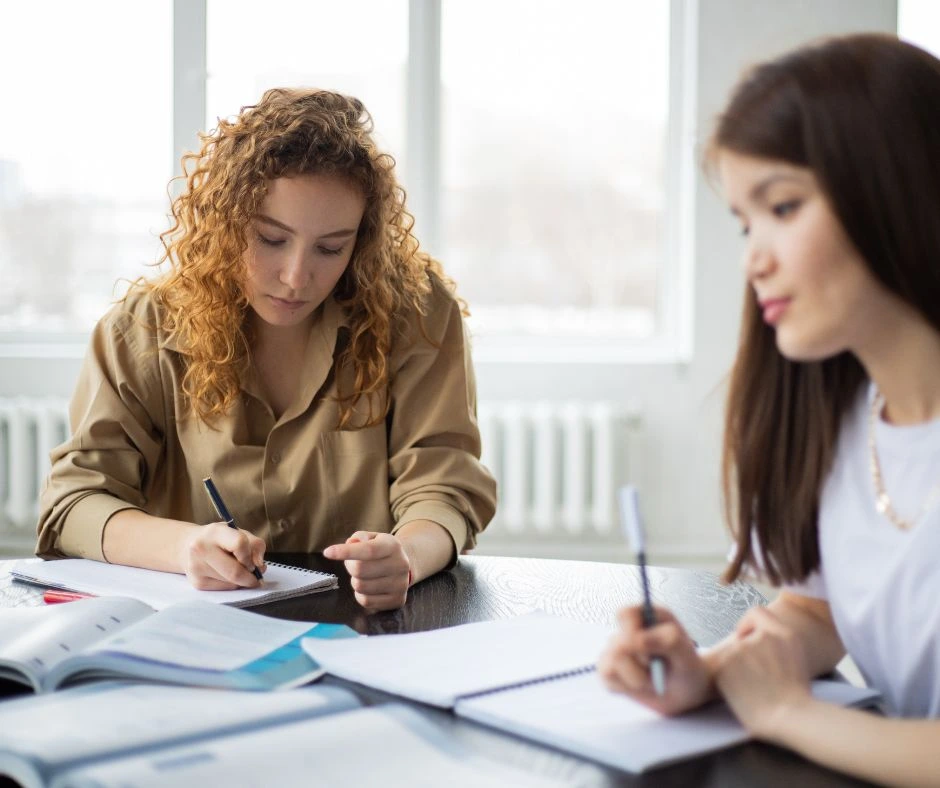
868, 389, 940, 531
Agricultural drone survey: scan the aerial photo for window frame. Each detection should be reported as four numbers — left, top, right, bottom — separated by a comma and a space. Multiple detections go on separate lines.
0, 0, 696, 365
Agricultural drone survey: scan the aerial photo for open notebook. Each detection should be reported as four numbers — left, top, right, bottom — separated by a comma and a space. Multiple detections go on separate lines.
11, 558, 337, 610
301, 612, 881, 774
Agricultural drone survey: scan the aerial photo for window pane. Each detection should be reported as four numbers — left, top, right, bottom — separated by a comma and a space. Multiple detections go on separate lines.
206, 0, 407, 171
898, 0, 940, 57
441, 1, 670, 339
0, 1, 172, 332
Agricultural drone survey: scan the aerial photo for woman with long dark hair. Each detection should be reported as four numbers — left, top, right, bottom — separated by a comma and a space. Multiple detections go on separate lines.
600, 34, 940, 784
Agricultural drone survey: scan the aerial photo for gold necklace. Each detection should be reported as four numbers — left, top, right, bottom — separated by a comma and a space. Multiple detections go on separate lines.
868, 390, 940, 531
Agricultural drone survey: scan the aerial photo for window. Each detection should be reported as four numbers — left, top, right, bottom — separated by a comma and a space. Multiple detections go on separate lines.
205, 0, 408, 169
0, 1, 172, 333
440, 1, 672, 345
898, 0, 940, 57
2, 0, 681, 360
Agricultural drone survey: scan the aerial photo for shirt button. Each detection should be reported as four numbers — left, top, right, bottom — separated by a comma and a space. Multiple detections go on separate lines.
279, 518, 291, 531
270, 452, 281, 464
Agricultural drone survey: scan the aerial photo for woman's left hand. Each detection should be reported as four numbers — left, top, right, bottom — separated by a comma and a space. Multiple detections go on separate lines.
323, 531, 412, 612
714, 606, 815, 742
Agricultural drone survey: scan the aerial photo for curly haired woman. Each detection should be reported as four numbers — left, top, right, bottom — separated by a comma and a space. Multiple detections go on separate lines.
37, 88, 496, 612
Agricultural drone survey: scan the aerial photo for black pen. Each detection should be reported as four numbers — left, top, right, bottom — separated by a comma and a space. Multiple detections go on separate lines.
202, 476, 264, 582
618, 485, 666, 696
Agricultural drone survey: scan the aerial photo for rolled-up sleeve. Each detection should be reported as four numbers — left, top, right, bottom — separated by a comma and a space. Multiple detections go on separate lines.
36, 306, 166, 561
387, 280, 497, 559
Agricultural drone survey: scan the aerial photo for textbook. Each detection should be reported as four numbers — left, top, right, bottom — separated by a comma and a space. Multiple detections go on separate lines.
0, 682, 358, 788
11, 557, 337, 610
51, 699, 565, 788
302, 612, 882, 773
0, 596, 356, 694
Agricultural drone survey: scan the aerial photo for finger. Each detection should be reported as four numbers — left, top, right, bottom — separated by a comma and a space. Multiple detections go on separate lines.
598, 639, 661, 695
354, 590, 407, 613
187, 572, 241, 591
204, 546, 262, 588
202, 524, 263, 577
345, 556, 409, 581
324, 538, 391, 562
347, 531, 379, 544
350, 575, 408, 596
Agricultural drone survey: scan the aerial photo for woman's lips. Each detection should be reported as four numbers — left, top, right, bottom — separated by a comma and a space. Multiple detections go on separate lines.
270, 296, 307, 310
760, 298, 790, 325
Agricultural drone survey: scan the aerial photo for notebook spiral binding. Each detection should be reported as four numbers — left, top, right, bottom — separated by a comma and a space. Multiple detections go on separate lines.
266, 561, 334, 580
461, 664, 598, 701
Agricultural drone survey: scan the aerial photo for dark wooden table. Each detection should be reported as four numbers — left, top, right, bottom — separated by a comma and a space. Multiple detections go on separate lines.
0, 554, 874, 787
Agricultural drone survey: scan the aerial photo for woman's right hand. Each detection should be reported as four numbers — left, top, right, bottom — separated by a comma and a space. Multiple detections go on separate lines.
598, 605, 714, 716
178, 522, 267, 590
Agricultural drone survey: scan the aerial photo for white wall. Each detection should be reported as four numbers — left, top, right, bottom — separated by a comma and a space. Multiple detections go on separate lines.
0, 0, 898, 566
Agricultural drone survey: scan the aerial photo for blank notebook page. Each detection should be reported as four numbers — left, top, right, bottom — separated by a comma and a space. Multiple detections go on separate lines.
302, 612, 612, 707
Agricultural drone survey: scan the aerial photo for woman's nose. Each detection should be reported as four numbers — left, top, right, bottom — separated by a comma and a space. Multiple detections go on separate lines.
280, 250, 310, 290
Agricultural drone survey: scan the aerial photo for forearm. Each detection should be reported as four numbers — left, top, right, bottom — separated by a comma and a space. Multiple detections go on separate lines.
770, 698, 940, 787
394, 519, 456, 584
102, 509, 200, 573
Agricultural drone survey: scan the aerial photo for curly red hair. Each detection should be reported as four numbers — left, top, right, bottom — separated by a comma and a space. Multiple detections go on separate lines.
135, 88, 453, 427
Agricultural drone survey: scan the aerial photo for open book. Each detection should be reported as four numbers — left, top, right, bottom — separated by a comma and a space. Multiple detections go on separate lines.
301, 612, 881, 773
11, 558, 337, 609
0, 596, 356, 694
0, 682, 564, 788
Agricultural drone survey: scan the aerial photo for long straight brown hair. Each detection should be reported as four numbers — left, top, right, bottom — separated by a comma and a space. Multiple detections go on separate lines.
712, 35, 940, 584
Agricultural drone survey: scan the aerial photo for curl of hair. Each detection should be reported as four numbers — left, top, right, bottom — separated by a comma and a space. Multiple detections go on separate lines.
133, 88, 455, 427
707, 35, 940, 584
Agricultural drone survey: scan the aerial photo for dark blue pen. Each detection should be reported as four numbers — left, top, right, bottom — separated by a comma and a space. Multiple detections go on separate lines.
202, 476, 264, 582
618, 485, 666, 696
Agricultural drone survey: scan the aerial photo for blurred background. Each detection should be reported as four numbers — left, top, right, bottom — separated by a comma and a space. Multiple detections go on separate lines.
0, 0, 936, 567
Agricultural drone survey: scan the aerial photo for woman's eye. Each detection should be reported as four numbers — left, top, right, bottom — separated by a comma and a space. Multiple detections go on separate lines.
739, 225, 750, 237
772, 200, 800, 218
317, 246, 344, 256
256, 233, 285, 247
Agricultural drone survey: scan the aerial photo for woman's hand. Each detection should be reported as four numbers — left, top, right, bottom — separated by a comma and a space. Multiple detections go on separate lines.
178, 521, 267, 590
598, 605, 713, 716
323, 531, 412, 612
714, 606, 815, 741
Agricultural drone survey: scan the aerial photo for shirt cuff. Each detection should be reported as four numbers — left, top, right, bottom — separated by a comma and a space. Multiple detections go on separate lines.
56, 493, 143, 562
392, 500, 469, 569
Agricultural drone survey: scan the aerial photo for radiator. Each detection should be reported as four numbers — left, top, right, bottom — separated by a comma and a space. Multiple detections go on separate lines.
0, 397, 70, 536
0, 397, 641, 556
476, 401, 640, 554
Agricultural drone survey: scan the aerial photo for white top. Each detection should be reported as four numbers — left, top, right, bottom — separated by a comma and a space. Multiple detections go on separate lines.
787, 382, 940, 717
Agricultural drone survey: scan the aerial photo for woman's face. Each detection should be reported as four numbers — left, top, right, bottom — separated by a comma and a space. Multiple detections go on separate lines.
719, 150, 894, 362
244, 173, 366, 335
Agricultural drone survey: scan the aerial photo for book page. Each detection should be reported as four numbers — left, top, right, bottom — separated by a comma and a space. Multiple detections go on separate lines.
0, 598, 152, 686
302, 612, 612, 707
56, 705, 566, 788
0, 682, 356, 769
85, 600, 318, 671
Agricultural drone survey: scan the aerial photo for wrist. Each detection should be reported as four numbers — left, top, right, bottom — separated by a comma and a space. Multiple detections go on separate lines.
760, 690, 818, 744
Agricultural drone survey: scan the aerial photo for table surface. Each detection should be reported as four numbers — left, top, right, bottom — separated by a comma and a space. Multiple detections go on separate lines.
0, 553, 875, 787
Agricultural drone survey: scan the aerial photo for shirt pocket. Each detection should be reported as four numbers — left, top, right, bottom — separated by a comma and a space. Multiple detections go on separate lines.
319, 424, 393, 536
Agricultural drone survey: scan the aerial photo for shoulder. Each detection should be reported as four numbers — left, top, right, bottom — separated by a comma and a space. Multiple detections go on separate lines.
91, 287, 170, 367
397, 272, 465, 350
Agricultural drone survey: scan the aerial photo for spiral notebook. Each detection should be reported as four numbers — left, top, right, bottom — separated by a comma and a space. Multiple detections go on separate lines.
301, 612, 881, 773
11, 558, 337, 610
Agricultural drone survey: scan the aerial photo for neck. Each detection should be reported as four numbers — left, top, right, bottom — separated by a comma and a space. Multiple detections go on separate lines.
249, 313, 316, 355
856, 305, 940, 425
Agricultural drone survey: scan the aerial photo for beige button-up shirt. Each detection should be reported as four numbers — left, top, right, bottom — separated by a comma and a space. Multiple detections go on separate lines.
37, 277, 496, 562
